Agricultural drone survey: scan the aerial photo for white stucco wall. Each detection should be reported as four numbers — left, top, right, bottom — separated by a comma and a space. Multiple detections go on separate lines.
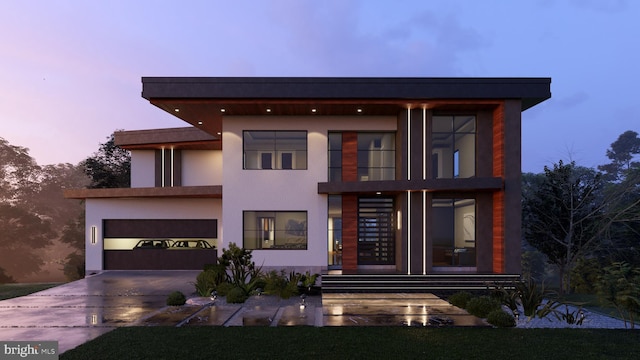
182, 150, 222, 186
130, 150, 155, 188
85, 198, 222, 272
222, 115, 396, 270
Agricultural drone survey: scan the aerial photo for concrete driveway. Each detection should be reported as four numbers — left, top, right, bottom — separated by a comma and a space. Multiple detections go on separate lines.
0, 271, 486, 355
0, 271, 199, 354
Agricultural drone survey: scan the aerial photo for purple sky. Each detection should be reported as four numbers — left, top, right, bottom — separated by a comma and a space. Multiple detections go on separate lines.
1, 0, 637, 173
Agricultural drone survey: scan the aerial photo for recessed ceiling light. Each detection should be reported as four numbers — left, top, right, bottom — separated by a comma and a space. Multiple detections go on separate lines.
220, 108, 226, 112
357, 108, 363, 113
217, 132, 221, 135
174, 108, 180, 112
266, 108, 271, 113
197, 121, 203, 125
311, 108, 317, 113
376, 192, 382, 195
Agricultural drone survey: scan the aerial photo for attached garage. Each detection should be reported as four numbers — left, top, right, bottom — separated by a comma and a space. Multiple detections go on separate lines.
102, 219, 218, 270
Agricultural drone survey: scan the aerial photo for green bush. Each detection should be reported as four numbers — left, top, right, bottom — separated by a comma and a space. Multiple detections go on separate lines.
515, 277, 558, 319
226, 286, 248, 303
466, 296, 501, 318
193, 264, 228, 297
166, 291, 186, 306
215, 282, 234, 297
487, 309, 516, 327
218, 243, 263, 295
448, 291, 472, 309
193, 270, 217, 297
264, 270, 299, 299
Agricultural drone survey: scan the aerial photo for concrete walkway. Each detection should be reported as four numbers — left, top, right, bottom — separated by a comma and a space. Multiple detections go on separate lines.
0, 271, 484, 354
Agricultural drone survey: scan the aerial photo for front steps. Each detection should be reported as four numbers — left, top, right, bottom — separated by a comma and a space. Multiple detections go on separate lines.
321, 273, 520, 293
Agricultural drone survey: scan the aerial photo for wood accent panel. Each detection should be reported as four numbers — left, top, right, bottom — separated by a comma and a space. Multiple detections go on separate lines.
63, 185, 222, 199
342, 132, 358, 182
342, 195, 358, 271
492, 104, 505, 273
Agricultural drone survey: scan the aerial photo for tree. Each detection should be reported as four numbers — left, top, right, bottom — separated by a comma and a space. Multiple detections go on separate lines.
82, 132, 130, 188
0, 204, 56, 278
598, 130, 640, 182
0, 137, 40, 204
523, 160, 640, 294
523, 161, 606, 294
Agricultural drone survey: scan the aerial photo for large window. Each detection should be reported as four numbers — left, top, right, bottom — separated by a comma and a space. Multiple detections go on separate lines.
243, 211, 307, 249
358, 133, 395, 181
431, 115, 475, 179
328, 132, 342, 181
431, 198, 476, 267
328, 195, 342, 267
243, 131, 307, 170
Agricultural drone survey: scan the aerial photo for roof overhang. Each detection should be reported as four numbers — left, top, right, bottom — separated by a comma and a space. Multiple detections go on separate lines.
115, 127, 220, 151
141, 77, 551, 137
63, 185, 222, 199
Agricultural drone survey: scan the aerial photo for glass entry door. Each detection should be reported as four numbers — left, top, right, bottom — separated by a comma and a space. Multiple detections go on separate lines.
357, 197, 395, 265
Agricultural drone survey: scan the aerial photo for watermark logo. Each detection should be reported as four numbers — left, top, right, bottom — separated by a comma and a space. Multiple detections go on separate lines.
1, 341, 58, 359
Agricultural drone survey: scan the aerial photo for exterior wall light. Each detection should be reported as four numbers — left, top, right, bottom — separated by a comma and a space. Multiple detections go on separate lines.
91, 226, 98, 244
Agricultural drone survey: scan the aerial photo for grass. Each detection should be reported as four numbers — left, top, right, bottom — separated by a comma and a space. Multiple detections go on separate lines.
61, 327, 640, 360
0, 282, 61, 300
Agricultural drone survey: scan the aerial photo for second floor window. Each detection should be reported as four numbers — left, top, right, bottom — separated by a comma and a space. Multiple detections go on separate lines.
432, 115, 476, 179
243, 131, 307, 170
358, 132, 395, 181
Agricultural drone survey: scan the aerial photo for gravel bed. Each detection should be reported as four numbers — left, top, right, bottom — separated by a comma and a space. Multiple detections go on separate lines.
512, 304, 631, 329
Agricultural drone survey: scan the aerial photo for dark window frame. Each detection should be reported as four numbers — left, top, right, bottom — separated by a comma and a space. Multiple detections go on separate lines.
243, 130, 308, 170
243, 211, 308, 250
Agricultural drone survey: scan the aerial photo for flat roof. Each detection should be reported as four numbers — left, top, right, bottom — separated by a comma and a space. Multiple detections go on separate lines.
142, 77, 551, 109
141, 76, 551, 137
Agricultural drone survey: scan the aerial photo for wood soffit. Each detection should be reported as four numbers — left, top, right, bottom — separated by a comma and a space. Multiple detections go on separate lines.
63, 186, 222, 199
149, 98, 506, 139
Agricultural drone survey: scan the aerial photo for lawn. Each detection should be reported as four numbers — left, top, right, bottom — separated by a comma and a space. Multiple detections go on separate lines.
0, 283, 61, 300
61, 327, 640, 360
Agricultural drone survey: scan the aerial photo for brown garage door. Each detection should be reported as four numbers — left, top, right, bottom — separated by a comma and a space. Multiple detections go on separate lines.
103, 219, 218, 270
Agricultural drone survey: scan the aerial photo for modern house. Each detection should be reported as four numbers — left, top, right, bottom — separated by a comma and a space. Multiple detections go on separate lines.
65, 77, 551, 289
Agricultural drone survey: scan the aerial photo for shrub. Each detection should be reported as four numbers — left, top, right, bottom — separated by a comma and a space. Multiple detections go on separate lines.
448, 291, 472, 309
466, 296, 501, 318
166, 291, 186, 306
595, 261, 640, 329
515, 277, 558, 319
215, 282, 234, 297
193, 264, 228, 297
487, 309, 516, 327
218, 243, 263, 295
226, 286, 248, 303
264, 270, 299, 299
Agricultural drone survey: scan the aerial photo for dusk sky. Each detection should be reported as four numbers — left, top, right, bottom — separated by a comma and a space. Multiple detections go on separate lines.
1, 0, 637, 173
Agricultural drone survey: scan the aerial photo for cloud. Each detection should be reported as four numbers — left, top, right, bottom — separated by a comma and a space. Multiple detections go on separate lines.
553, 91, 589, 109
569, 0, 628, 13
263, 0, 489, 76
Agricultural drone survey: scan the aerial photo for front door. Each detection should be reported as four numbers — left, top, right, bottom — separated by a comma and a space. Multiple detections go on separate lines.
357, 197, 395, 265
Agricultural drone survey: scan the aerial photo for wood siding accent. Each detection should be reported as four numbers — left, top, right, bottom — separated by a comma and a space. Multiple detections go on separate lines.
342, 195, 358, 270
342, 132, 358, 182
492, 103, 505, 273
63, 186, 222, 199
